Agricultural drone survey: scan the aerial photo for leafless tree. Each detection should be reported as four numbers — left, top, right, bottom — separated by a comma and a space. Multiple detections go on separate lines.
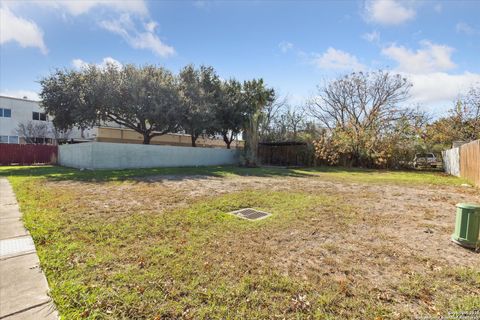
16, 121, 49, 144
51, 126, 73, 143
282, 106, 307, 140
309, 71, 411, 131
461, 86, 480, 138
308, 71, 413, 166
258, 95, 288, 140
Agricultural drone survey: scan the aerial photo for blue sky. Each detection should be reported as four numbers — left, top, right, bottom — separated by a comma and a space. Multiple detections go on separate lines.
1, 0, 479, 116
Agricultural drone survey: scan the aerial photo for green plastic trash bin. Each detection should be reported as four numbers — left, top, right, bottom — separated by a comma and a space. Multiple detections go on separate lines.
451, 203, 480, 249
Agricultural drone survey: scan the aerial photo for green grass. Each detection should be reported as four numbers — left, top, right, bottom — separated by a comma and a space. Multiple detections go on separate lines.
1, 164, 477, 319
0, 164, 471, 186
12, 181, 336, 318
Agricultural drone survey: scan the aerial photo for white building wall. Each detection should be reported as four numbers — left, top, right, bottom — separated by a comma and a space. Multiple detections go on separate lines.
0, 95, 95, 143
0, 96, 49, 142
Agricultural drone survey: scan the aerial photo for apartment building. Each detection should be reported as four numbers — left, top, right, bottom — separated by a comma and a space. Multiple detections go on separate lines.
0, 95, 93, 144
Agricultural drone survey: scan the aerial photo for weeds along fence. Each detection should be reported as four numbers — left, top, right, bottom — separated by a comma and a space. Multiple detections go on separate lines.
0, 143, 58, 165
442, 139, 480, 187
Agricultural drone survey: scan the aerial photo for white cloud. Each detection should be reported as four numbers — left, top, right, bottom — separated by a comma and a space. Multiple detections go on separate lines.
279, 41, 294, 53
377, 40, 479, 110
434, 4, 442, 13
406, 72, 480, 106
2, 0, 173, 58
32, 0, 148, 16
382, 41, 456, 74
100, 14, 175, 57
364, 0, 416, 25
72, 57, 122, 70
312, 47, 365, 71
72, 59, 86, 69
0, 6, 47, 54
362, 30, 380, 43
456, 22, 479, 35
144, 21, 157, 33
0, 89, 40, 101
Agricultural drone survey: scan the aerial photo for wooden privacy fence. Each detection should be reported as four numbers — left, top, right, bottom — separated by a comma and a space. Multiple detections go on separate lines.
442, 147, 460, 176
258, 142, 310, 166
459, 140, 480, 187
442, 140, 480, 187
0, 144, 58, 165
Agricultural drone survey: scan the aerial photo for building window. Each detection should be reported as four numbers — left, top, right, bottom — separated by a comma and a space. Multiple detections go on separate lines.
0, 135, 19, 144
33, 111, 47, 121
0, 108, 12, 118
27, 137, 52, 144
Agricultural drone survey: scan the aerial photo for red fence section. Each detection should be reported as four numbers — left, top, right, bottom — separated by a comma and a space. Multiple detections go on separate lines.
0, 144, 58, 165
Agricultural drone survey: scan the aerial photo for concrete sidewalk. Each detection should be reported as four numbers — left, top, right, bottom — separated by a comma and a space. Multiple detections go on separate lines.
0, 178, 58, 320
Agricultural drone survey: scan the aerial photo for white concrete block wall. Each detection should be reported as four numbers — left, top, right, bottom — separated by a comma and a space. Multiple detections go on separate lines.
58, 143, 94, 169
59, 142, 240, 169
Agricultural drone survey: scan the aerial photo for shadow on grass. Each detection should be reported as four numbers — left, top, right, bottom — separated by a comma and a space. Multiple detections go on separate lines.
0, 164, 312, 182
0, 164, 458, 186
300, 165, 450, 177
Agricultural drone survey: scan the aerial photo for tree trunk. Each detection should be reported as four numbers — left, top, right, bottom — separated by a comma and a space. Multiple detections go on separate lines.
223, 133, 231, 149
244, 112, 260, 167
191, 134, 197, 147
143, 134, 151, 144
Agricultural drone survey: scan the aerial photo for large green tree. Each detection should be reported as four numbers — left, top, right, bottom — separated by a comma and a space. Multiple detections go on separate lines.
208, 79, 247, 149
40, 64, 180, 144
40, 67, 99, 132
178, 65, 220, 147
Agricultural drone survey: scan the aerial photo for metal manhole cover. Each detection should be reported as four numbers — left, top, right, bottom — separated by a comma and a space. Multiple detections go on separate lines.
228, 208, 271, 220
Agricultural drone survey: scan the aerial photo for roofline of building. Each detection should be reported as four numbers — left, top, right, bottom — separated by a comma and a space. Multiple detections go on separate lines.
0, 95, 40, 103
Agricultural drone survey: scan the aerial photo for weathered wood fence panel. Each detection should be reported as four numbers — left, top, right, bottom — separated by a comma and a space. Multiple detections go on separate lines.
258, 142, 310, 166
443, 139, 480, 186
442, 147, 460, 176
0, 144, 58, 165
459, 140, 480, 187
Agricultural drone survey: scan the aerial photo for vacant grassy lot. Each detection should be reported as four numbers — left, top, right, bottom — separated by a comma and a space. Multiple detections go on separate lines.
1, 165, 479, 319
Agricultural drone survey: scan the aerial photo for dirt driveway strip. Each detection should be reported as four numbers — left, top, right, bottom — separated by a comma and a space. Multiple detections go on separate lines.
0, 178, 58, 320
